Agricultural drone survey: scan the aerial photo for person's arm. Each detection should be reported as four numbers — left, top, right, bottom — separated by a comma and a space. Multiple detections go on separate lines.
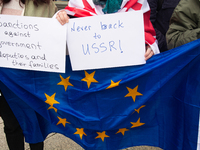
143, 9, 160, 58
56, 0, 158, 60
166, 0, 200, 49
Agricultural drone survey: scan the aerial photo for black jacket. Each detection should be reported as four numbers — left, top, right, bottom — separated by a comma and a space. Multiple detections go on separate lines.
147, 0, 180, 52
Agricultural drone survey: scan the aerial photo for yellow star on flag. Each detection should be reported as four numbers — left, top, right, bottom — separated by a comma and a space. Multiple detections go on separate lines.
57, 75, 73, 91
44, 93, 60, 112
134, 105, 146, 114
95, 131, 109, 142
81, 70, 98, 88
125, 85, 143, 102
74, 128, 87, 140
116, 128, 129, 136
56, 116, 70, 127
47, 105, 58, 112
130, 118, 145, 128
106, 80, 122, 89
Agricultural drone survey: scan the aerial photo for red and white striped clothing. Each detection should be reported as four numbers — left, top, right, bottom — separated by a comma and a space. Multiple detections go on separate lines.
64, 0, 160, 54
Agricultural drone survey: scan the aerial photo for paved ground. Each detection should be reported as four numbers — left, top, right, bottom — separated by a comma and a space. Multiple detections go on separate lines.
0, 117, 162, 150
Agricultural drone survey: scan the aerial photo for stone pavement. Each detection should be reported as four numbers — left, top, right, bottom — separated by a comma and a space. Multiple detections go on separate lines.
0, 117, 162, 150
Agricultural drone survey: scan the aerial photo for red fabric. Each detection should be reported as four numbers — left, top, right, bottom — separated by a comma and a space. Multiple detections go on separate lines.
143, 10, 156, 45
82, 0, 96, 14
66, 7, 94, 17
124, 0, 142, 11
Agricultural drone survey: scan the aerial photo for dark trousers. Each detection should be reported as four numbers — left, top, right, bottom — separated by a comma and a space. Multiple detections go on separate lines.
0, 92, 44, 150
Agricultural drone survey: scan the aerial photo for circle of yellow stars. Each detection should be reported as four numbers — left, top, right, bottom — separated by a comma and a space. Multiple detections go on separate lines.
44, 70, 146, 142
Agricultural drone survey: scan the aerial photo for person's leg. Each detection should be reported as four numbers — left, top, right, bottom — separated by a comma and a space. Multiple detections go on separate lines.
29, 142, 44, 150
0, 92, 25, 150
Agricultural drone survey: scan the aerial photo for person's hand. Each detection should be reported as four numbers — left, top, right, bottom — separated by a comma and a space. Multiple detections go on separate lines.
145, 45, 154, 60
56, 10, 69, 25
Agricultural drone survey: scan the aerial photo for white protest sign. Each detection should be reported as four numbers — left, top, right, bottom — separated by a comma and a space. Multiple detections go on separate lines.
0, 15, 66, 73
67, 11, 146, 71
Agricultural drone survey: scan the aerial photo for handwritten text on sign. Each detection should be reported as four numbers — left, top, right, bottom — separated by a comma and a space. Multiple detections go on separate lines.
67, 11, 146, 71
0, 15, 66, 73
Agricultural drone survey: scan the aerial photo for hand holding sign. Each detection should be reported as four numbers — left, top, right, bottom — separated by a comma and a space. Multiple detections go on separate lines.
0, 15, 67, 73
66, 11, 146, 71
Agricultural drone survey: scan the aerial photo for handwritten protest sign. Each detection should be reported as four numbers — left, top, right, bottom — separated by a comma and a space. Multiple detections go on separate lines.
0, 15, 66, 73
67, 11, 146, 71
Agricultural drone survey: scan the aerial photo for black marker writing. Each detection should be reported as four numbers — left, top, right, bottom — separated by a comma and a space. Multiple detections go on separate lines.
4, 31, 31, 38
0, 40, 42, 50
0, 51, 29, 60
0, 20, 39, 31
29, 61, 59, 69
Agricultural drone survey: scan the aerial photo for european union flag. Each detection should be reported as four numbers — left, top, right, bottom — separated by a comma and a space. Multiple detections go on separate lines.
1, 39, 200, 150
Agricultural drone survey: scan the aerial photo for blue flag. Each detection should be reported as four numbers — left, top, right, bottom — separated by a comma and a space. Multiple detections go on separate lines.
1, 39, 200, 150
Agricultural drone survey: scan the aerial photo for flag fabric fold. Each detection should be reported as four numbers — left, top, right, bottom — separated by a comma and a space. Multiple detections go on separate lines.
1, 39, 200, 150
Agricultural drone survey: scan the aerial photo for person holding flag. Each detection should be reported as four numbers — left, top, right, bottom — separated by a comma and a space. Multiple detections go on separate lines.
0, 0, 57, 149
56, 0, 160, 60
